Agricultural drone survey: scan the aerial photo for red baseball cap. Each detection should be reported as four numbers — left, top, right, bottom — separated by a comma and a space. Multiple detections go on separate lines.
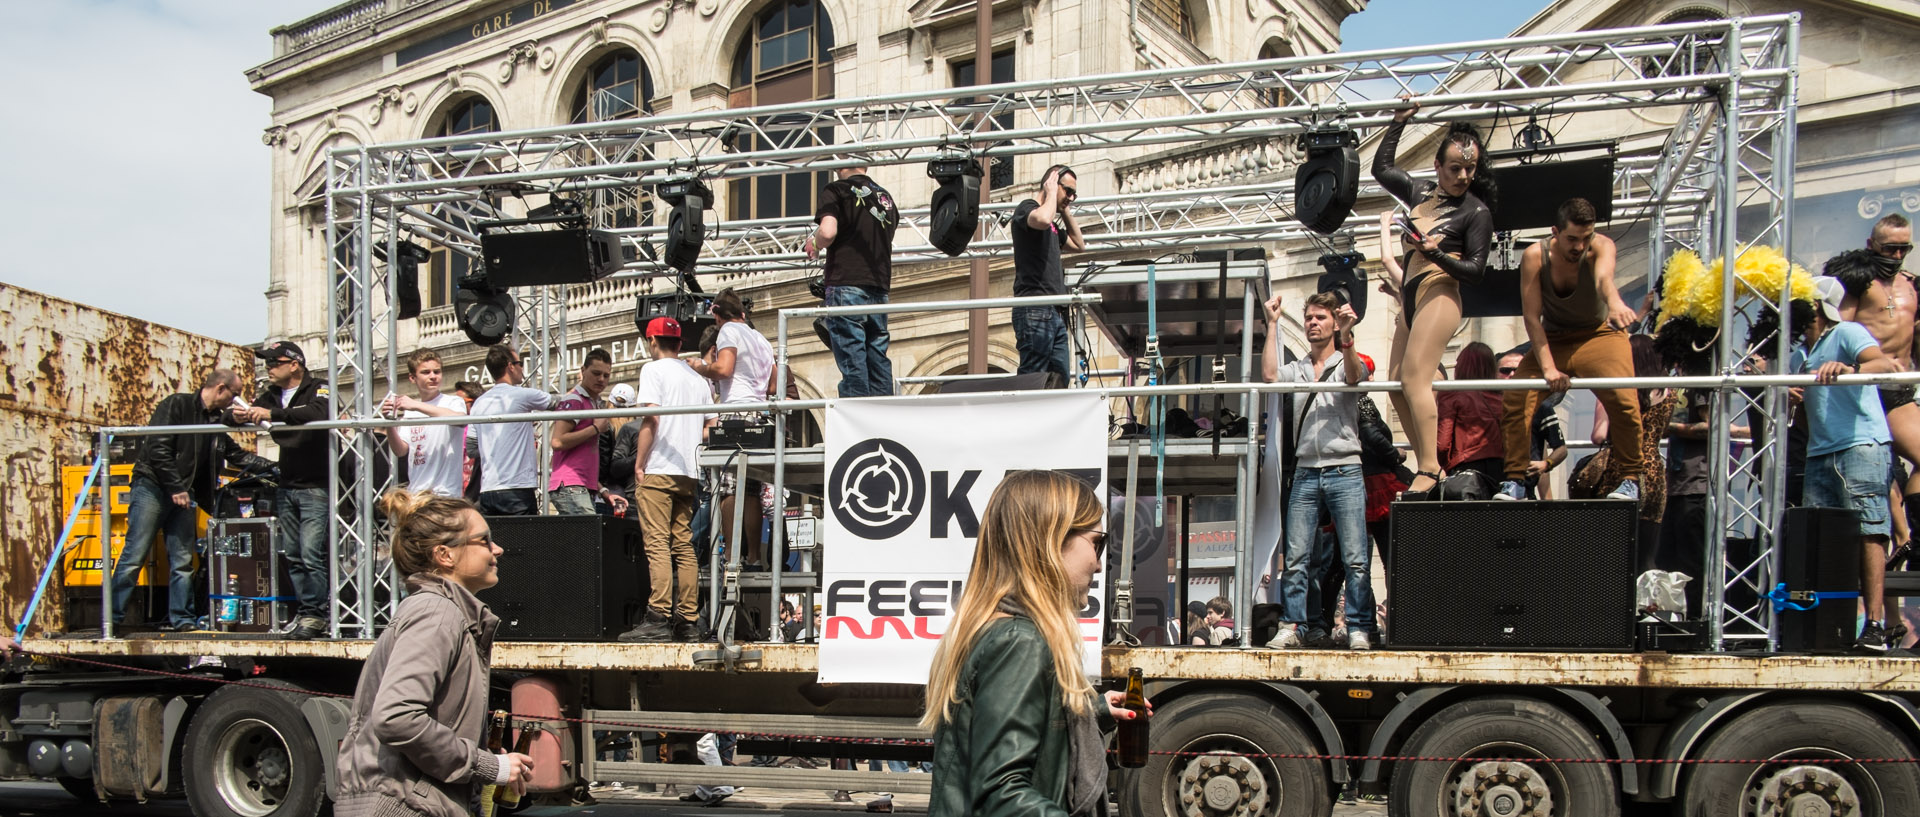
644, 316, 682, 338
1355, 352, 1376, 374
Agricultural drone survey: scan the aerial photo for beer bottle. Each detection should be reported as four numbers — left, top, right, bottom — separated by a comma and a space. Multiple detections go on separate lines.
1116, 667, 1149, 768
496, 719, 537, 806
480, 711, 508, 817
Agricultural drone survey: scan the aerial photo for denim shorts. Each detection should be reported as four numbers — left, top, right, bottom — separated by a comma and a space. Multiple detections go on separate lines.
1803, 442, 1892, 538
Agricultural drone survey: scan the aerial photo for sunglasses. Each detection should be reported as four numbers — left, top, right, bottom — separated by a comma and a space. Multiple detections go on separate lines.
1498, 367, 1518, 376
1878, 243, 1913, 254
1072, 528, 1108, 558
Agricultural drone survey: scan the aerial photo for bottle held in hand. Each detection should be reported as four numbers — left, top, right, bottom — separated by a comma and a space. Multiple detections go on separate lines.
1116, 667, 1150, 768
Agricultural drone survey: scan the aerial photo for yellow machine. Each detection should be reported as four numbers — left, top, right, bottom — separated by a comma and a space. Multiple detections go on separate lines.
58, 464, 208, 589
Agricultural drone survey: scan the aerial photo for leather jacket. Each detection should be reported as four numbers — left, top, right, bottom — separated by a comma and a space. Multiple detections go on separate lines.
133, 391, 273, 508
930, 616, 1110, 817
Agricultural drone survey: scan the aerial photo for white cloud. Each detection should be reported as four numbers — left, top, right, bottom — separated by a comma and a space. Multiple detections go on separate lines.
0, 0, 325, 344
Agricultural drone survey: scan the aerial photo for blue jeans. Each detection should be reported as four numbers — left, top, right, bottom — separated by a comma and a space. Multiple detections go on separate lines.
1281, 464, 1374, 630
824, 286, 894, 397
1804, 443, 1893, 538
549, 485, 596, 516
277, 487, 331, 620
477, 488, 538, 515
1013, 305, 1070, 380
113, 475, 199, 627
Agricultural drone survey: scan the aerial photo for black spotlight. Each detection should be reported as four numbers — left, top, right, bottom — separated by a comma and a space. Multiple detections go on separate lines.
453, 273, 515, 347
1294, 125, 1360, 235
655, 177, 713, 273
927, 155, 984, 256
1315, 251, 1368, 322
374, 241, 431, 320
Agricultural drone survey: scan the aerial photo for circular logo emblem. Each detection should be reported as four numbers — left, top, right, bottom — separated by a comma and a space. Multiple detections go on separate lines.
829, 438, 927, 539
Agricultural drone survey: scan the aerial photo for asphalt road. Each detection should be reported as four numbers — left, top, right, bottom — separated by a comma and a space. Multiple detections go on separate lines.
0, 781, 1399, 816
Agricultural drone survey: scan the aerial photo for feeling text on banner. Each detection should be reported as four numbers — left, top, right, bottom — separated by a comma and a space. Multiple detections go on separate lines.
819, 391, 1109, 684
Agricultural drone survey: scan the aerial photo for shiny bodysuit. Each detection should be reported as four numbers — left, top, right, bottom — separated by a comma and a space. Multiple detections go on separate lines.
1371, 120, 1493, 321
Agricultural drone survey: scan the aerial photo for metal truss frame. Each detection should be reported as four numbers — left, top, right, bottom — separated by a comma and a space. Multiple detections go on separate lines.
318, 15, 1801, 645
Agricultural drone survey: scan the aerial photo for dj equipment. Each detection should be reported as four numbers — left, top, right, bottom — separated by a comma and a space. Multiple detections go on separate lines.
477, 515, 646, 641
1389, 500, 1638, 651
1777, 506, 1864, 654
207, 518, 294, 634
709, 416, 777, 450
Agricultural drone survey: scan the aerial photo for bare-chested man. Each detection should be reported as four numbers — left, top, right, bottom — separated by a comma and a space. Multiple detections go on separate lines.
1835, 215, 1918, 498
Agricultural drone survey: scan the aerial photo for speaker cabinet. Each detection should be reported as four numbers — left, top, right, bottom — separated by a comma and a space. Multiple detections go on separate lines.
1389, 500, 1637, 650
477, 515, 646, 641
1778, 506, 1863, 654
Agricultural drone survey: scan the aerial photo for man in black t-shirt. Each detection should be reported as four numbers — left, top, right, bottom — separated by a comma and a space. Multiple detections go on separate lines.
1008, 165, 1087, 381
807, 165, 900, 397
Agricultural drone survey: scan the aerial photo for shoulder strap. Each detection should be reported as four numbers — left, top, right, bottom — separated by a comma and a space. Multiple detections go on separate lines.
1293, 358, 1345, 432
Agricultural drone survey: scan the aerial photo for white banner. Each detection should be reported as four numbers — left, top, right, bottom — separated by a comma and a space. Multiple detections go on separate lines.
819, 391, 1108, 684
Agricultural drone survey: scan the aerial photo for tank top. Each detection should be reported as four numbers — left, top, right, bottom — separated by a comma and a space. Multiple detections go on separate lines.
1540, 249, 1608, 334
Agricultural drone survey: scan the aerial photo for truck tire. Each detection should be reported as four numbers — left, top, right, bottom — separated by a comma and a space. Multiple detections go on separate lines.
1388, 697, 1618, 817
1116, 690, 1330, 817
183, 682, 329, 817
1680, 700, 1920, 817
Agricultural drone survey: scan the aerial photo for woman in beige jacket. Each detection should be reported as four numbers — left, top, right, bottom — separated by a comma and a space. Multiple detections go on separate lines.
334, 490, 533, 816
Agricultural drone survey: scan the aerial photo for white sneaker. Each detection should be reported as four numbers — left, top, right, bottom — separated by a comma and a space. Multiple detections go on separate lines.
1265, 624, 1303, 649
1349, 629, 1372, 651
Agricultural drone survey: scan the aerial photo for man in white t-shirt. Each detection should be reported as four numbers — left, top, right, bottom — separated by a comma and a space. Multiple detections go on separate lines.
621, 316, 717, 643
469, 345, 558, 515
688, 289, 777, 569
383, 350, 468, 497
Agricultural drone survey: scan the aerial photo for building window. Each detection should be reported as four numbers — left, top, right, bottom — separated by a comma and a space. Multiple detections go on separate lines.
951, 49, 1015, 189
1647, 8, 1724, 78
572, 51, 656, 232
729, 0, 836, 221
1256, 39, 1300, 109
427, 96, 498, 307
1143, 0, 1195, 41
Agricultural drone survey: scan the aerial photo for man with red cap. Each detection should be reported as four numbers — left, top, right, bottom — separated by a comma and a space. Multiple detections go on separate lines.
621, 316, 717, 642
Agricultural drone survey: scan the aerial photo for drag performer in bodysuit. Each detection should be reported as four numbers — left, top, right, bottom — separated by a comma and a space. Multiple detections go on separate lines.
1372, 96, 1497, 499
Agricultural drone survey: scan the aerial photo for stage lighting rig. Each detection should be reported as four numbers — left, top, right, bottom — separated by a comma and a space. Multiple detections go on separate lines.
373, 241, 432, 319
927, 153, 984, 256
454, 272, 515, 347
655, 176, 713, 273
1295, 125, 1360, 235
1315, 251, 1368, 322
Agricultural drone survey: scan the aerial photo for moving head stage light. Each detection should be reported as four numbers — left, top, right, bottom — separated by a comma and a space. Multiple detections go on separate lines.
1315, 251, 1368, 322
454, 273, 515, 347
1294, 125, 1360, 235
656, 177, 714, 273
927, 155, 984, 256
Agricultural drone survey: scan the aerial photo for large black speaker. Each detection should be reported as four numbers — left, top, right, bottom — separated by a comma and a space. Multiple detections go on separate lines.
1390, 500, 1638, 650
476, 515, 646, 641
1778, 506, 1863, 654
1487, 156, 1615, 232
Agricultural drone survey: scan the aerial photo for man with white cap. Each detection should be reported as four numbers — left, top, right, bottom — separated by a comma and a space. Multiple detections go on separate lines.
1797, 257, 1902, 652
603, 383, 640, 513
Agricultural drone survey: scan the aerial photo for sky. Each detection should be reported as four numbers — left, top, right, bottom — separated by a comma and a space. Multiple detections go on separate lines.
0, 0, 1545, 347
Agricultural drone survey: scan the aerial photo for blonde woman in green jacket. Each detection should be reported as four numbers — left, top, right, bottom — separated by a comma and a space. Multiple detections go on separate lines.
922, 470, 1149, 817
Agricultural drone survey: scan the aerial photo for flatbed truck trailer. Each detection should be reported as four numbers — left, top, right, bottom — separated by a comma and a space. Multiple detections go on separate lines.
8, 635, 1919, 816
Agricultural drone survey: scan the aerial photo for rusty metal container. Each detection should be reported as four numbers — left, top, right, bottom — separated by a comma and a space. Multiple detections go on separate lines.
0, 283, 254, 634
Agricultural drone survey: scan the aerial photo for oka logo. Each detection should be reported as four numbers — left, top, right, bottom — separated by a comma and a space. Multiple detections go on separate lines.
829, 438, 928, 539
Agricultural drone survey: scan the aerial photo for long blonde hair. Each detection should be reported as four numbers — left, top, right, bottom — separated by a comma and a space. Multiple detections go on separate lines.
921, 470, 1103, 728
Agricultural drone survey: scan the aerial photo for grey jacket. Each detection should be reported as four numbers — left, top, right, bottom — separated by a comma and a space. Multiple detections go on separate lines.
334, 573, 502, 817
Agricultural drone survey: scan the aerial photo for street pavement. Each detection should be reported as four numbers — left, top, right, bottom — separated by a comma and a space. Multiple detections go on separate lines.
0, 780, 1393, 816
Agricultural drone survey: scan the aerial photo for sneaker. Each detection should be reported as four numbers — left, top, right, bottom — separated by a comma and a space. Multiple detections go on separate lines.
672, 619, 698, 643
1859, 620, 1892, 654
1348, 629, 1372, 651
1303, 627, 1332, 649
1494, 480, 1526, 501
618, 612, 674, 643
285, 615, 326, 641
1264, 624, 1303, 649
1608, 479, 1641, 502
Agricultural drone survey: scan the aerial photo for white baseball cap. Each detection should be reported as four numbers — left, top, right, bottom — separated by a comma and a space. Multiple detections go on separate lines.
608, 383, 637, 407
1812, 275, 1846, 323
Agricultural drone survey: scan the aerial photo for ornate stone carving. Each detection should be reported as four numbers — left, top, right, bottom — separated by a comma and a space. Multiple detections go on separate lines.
262, 125, 290, 148
447, 65, 464, 90
403, 92, 419, 115
499, 41, 540, 84
368, 85, 404, 124
589, 16, 610, 43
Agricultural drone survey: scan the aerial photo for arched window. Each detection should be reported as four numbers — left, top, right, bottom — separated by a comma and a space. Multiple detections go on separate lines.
1256, 39, 1298, 109
572, 50, 653, 123
571, 51, 656, 231
426, 96, 499, 308
1647, 8, 1724, 78
728, 0, 836, 221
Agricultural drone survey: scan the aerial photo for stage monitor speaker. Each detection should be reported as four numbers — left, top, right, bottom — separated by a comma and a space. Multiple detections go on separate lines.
477, 515, 646, 641
1390, 500, 1637, 650
1778, 506, 1863, 654
934, 372, 1062, 394
1488, 156, 1615, 232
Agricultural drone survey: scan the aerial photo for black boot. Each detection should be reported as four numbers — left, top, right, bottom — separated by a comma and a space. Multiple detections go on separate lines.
672, 618, 699, 642
618, 611, 674, 643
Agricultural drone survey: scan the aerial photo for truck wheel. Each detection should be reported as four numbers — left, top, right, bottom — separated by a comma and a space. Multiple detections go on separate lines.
1116, 690, 1330, 817
183, 682, 328, 817
1389, 697, 1619, 817
1681, 700, 1920, 817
